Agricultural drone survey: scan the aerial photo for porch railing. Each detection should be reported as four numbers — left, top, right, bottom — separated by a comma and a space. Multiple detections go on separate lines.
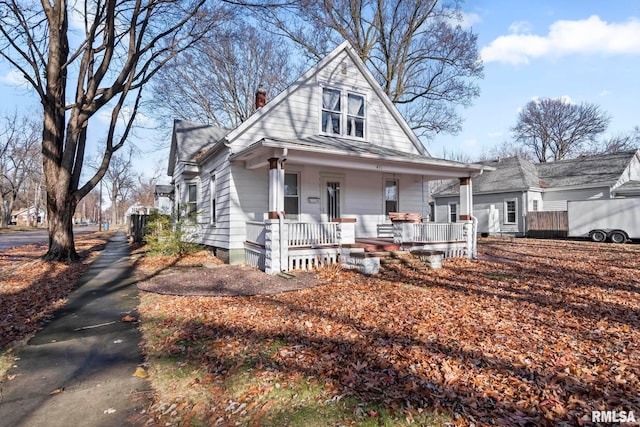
288, 222, 340, 247
246, 220, 266, 246
411, 222, 466, 243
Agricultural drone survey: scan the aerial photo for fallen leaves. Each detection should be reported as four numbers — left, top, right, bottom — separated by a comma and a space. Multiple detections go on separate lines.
141, 238, 640, 424
0, 233, 110, 349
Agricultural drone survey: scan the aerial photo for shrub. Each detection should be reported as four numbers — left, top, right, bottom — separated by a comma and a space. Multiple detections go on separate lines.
144, 211, 199, 256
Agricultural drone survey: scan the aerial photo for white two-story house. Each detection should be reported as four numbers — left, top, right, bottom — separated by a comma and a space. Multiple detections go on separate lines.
168, 41, 485, 273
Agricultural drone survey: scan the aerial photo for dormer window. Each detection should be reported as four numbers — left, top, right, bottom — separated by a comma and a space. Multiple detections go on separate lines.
322, 87, 365, 139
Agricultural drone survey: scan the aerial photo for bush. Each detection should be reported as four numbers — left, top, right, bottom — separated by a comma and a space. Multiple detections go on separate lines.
144, 211, 199, 256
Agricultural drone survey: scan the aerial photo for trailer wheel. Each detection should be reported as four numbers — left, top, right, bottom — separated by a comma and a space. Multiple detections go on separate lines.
590, 230, 607, 243
608, 230, 628, 244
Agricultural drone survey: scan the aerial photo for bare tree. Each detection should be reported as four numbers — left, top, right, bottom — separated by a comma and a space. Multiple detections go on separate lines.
0, 0, 220, 260
480, 140, 536, 162
102, 148, 137, 225
585, 126, 639, 155
512, 98, 610, 162
0, 112, 42, 228
150, 22, 299, 128
245, 0, 483, 139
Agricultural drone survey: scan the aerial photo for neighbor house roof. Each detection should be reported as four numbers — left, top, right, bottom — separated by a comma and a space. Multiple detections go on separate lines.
167, 120, 230, 175
536, 150, 638, 188
433, 156, 539, 196
154, 185, 174, 196
614, 180, 640, 197
432, 149, 640, 197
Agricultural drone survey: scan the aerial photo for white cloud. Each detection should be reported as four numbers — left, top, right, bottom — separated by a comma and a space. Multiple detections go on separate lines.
508, 21, 533, 34
599, 89, 611, 97
1, 70, 30, 88
487, 130, 505, 139
96, 106, 156, 128
481, 15, 640, 65
460, 12, 482, 28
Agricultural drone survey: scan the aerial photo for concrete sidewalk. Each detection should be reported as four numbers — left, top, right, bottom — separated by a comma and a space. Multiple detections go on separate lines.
0, 232, 150, 427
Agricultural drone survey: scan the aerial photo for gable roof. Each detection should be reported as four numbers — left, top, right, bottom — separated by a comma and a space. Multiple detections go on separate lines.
433, 156, 539, 196
536, 150, 638, 188
222, 40, 428, 156
168, 120, 230, 175
432, 149, 640, 197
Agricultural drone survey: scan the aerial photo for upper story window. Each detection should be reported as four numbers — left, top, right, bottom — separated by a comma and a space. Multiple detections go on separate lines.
321, 88, 365, 139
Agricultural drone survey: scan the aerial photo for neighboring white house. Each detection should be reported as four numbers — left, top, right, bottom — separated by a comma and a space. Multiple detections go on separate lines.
432, 149, 640, 236
168, 41, 486, 273
154, 185, 174, 215
10, 206, 47, 227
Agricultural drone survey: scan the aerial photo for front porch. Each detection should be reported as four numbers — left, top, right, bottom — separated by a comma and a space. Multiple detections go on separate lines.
244, 219, 476, 274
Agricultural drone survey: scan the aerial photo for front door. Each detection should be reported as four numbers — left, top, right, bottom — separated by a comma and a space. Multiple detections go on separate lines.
321, 175, 344, 221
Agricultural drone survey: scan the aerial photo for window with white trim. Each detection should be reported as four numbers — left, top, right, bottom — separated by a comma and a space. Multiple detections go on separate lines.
532, 200, 539, 212
209, 173, 216, 224
284, 172, 299, 220
321, 87, 365, 139
385, 179, 398, 215
449, 203, 458, 223
187, 183, 197, 220
505, 199, 517, 224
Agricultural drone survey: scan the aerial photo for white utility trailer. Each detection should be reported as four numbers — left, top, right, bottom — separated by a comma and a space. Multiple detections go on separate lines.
567, 198, 640, 243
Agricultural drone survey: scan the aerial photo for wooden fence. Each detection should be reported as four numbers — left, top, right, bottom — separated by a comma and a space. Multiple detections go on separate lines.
128, 214, 149, 243
527, 211, 568, 238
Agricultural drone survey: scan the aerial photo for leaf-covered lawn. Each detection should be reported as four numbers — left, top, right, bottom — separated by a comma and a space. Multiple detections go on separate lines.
0, 233, 111, 349
140, 238, 638, 425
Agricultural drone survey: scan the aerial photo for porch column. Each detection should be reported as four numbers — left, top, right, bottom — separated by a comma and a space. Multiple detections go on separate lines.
459, 177, 476, 259
268, 157, 286, 219
459, 177, 473, 221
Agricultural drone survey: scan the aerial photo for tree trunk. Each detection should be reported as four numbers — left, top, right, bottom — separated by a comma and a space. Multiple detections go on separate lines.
43, 184, 79, 261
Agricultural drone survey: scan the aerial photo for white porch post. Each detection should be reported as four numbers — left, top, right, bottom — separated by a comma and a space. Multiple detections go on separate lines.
266, 157, 288, 273
459, 177, 473, 221
459, 177, 476, 258
268, 158, 279, 220
333, 218, 356, 245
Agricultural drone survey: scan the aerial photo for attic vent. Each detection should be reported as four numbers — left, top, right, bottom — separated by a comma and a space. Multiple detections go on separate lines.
341, 62, 347, 75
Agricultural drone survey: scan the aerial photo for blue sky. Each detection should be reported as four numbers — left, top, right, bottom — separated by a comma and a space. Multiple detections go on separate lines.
432, 0, 640, 160
1, 0, 639, 177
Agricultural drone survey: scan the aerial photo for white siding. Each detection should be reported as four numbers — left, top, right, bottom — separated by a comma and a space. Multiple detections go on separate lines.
541, 186, 610, 211
435, 191, 527, 235
225, 163, 428, 243
228, 50, 421, 155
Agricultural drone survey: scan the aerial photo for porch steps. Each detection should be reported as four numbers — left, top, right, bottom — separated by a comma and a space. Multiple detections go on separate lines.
347, 250, 428, 272
349, 238, 401, 252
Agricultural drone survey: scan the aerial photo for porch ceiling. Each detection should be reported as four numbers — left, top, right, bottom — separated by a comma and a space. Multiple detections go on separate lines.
229, 137, 486, 179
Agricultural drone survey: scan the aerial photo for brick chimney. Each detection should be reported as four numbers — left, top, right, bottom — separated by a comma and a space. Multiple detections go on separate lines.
255, 84, 266, 109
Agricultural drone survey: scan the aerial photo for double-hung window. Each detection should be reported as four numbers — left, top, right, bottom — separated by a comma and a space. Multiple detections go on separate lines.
449, 203, 458, 223
505, 199, 517, 224
322, 88, 365, 139
385, 179, 398, 215
284, 172, 300, 220
187, 183, 197, 220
